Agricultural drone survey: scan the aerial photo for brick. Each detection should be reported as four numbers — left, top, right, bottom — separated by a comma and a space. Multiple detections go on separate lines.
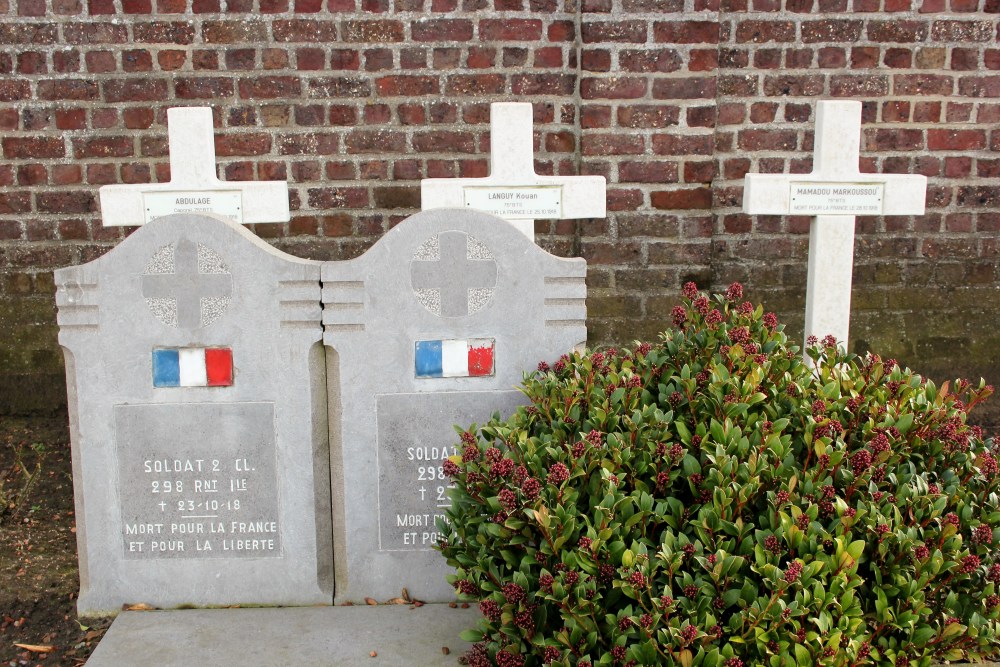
622, 0, 682, 8
445, 74, 505, 95
103, 78, 169, 102
581, 77, 647, 99
16, 52, 46, 75
73, 137, 133, 158
582, 134, 645, 155
481, 18, 543, 41
210, 135, 269, 159
928, 129, 986, 151
894, 74, 953, 95
36, 191, 96, 214
951, 48, 979, 71
512, 73, 575, 95
122, 0, 151, 11
652, 76, 716, 99
239, 76, 301, 99
273, 19, 338, 41
63, 22, 128, 43
738, 129, 797, 151
619, 160, 678, 183
85, 51, 116, 73
617, 105, 680, 129
345, 130, 405, 153
958, 76, 1000, 97
830, 74, 889, 96
865, 129, 924, 151
0, 80, 29, 101
581, 20, 645, 43
884, 48, 912, 69
3, 137, 65, 158
735, 20, 795, 43
651, 187, 712, 210
376, 75, 438, 96
931, 19, 992, 42
0, 193, 31, 214
176, 77, 236, 98
653, 20, 719, 44
412, 18, 473, 41
957, 186, 1000, 207
411, 131, 475, 153
277, 132, 339, 155
652, 134, 713, 156
202, 21, 267, 43
342, 20, 404, 42
801, 19, 863, 43
373, 186, 419, 209
619, 49, 682, 73
122, 49, 154, 72
123, 108, 154, 129
868, 20, 928, 42
365, 48, 394, 71
0, 23, 57, 43
133, 21, 195, 43
307, 187, 369, 208
309, 77, 370, 97
158, 50, 186, 70
763, 75, 824, 96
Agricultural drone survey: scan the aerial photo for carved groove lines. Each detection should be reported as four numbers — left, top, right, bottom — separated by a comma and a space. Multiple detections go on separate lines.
322, 280, 365, 333
56, 281, 100, 332
543, 276, 586, 328
279, 279, 322, 330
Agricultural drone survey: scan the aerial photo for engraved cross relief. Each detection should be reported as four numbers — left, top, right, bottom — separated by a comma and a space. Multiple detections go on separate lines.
410, 230, 497, 318
142, 237, 233, 329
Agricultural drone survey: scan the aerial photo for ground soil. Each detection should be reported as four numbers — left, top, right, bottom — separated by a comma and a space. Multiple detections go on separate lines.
0, 416, 111, 667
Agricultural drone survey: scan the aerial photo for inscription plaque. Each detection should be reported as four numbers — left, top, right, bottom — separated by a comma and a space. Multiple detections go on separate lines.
463, 185, 562, 220
144, 190, 244, 224
116, 402, 282, 559
789, 182, 884, 215
376, 390, 524, 551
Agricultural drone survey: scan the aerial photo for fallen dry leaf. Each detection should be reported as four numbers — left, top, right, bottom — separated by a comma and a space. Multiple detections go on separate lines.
13, 643, 56, 654
442, 646, 450, 655
364, 597, 378, 606
122, 603, 155, 611
401, 588, 411, 602
386, 597, 406, 605
369, 650, 377, 657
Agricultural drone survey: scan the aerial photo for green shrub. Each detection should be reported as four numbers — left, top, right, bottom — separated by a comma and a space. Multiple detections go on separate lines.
437, 283, 1000, 667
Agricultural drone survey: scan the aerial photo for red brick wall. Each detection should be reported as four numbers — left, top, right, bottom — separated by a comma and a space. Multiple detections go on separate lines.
1, 2, 998, 423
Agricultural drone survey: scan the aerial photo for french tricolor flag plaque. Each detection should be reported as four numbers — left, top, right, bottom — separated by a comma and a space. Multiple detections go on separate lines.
152, 347, 233, 387
414, 339, 494, 378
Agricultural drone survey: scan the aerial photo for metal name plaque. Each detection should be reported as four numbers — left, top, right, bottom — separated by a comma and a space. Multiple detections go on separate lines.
789, 182, 884, 215
375, 390, 525, 551
143, 190, 244, 224
463, 186, 562, 220
115, 402, 282, 559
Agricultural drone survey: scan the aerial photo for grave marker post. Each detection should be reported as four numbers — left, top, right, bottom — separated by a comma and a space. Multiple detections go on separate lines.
742, 100, 927, 355
99, 107, 290, 227
420, 102, 606, 240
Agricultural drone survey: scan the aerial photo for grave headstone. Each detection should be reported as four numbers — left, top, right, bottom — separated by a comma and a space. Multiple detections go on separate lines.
421, 102, 606, 240
55, 213, 331, 615
99, 107, 290, 226
323, 208, 586, 603
742, 100, 927, 354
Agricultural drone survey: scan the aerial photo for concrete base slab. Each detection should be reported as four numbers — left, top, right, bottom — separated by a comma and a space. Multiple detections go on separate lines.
86, 604, 477, 666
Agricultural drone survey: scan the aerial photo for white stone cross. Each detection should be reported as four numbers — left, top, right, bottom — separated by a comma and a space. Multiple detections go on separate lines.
99, 107, 289, 227
420, 102, 606, 240
743, 100, 927, 355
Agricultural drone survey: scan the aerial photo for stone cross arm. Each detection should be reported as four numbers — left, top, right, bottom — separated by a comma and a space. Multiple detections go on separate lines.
744, 172, 927, 216
99, 107, 290, 227
421, 102, 606, 239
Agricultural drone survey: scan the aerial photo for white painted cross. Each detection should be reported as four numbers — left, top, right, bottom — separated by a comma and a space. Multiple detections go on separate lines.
420, 102, 606, 240
743, 100, 927, 355
99, 107, 289, 227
